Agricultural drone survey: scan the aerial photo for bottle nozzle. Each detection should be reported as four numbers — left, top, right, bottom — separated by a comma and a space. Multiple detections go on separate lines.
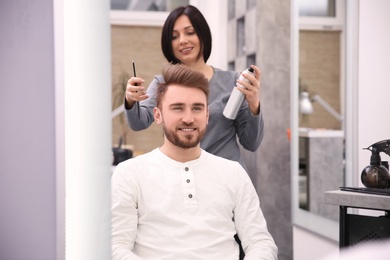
370, 152, 382, 166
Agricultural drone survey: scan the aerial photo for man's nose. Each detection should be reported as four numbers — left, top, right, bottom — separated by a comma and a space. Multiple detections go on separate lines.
182, 110, 194, 123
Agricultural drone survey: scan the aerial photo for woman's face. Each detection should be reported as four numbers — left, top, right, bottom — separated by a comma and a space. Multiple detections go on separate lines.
171, 15, 202, 65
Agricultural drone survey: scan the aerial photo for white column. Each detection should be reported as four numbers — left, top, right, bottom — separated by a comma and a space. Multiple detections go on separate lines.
55, 0, 112, 259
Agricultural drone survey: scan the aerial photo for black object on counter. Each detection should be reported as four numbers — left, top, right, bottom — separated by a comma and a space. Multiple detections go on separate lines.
361, 139, 390, 189
112, 137, 133, 165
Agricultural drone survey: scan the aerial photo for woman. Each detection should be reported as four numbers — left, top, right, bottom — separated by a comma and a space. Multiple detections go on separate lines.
124, 5, 264, 167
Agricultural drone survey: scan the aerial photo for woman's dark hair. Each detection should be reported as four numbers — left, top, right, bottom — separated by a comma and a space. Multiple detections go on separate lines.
161, 5, 212, 64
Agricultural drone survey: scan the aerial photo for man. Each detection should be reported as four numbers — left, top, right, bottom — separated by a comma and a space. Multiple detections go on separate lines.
111, 64, 278, 259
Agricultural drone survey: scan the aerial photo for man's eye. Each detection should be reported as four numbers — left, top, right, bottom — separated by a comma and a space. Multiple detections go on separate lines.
172, 107, 182, 111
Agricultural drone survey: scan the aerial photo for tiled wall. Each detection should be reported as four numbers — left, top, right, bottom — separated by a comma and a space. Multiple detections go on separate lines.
299, 30, 342, 130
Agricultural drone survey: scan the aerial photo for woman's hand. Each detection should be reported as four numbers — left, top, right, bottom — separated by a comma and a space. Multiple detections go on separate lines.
236, 65, 261, 116
125, 77, 148, 109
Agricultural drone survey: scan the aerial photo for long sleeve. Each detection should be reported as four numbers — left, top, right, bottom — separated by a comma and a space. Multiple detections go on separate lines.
111, 163, 142, 260
234, 106, 264, 152
201, 68, 264, 165
216, 68, 264, 152
233, 166, 278, 259
124, 76, 162, 131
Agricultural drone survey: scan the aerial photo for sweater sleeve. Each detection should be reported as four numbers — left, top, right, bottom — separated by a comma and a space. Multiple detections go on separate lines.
234, 104, 265, 152
124, 76, 161, 131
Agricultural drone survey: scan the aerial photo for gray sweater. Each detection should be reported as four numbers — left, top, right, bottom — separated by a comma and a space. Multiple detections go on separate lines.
125, 67, 264, 166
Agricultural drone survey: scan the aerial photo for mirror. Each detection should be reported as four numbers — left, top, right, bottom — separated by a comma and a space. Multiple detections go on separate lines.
291, 0, 350, 240
110, 0, 227, 158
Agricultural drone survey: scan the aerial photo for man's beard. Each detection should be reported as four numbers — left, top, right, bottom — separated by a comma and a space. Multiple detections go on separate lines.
163, 124, 205, 149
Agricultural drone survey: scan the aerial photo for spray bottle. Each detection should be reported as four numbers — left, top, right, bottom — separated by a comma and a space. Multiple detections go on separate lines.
361, 139, 390, 188
223, 67, 255, 120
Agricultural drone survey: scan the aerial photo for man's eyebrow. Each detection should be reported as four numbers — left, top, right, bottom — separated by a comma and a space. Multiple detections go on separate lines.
168, 102, 206, 107
169, 102, 185, 107
192, 103, 206, 107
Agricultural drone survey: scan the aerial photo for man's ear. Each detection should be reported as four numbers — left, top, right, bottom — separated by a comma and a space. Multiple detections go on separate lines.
154, 107, 163, 125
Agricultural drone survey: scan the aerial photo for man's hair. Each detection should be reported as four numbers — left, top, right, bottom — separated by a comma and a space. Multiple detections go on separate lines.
156, 64, 209, 108
161, 5, 212, 64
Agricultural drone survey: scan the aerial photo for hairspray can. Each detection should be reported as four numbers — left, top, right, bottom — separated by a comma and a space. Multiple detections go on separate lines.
223, 67, 255, 120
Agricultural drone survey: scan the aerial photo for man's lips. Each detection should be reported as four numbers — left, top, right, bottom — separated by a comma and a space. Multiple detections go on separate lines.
178, 127, 197, 132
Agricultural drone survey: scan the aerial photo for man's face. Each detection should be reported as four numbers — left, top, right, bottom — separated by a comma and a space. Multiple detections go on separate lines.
154, 84, 208, 149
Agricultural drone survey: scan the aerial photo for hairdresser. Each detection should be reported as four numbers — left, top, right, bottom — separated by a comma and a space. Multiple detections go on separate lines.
124, 5, 264, 168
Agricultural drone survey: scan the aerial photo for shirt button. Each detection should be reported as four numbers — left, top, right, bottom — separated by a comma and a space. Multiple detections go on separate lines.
185, 167, 189, 171
186, 179, 190, 183
188, 194, 193, 198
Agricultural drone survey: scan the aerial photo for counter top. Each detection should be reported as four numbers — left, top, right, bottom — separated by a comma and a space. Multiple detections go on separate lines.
325, 190, 390, 211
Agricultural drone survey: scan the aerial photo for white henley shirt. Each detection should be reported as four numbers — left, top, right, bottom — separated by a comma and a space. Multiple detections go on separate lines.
111, 149, 277, 260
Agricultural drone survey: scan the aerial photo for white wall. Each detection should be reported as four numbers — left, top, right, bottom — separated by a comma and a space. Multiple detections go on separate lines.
357, 0, 390, 184
294, 1, 390, 259
0, 1, 57, 259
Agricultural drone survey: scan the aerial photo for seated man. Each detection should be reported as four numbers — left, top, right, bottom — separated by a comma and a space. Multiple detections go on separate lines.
111, 64, 278, 260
